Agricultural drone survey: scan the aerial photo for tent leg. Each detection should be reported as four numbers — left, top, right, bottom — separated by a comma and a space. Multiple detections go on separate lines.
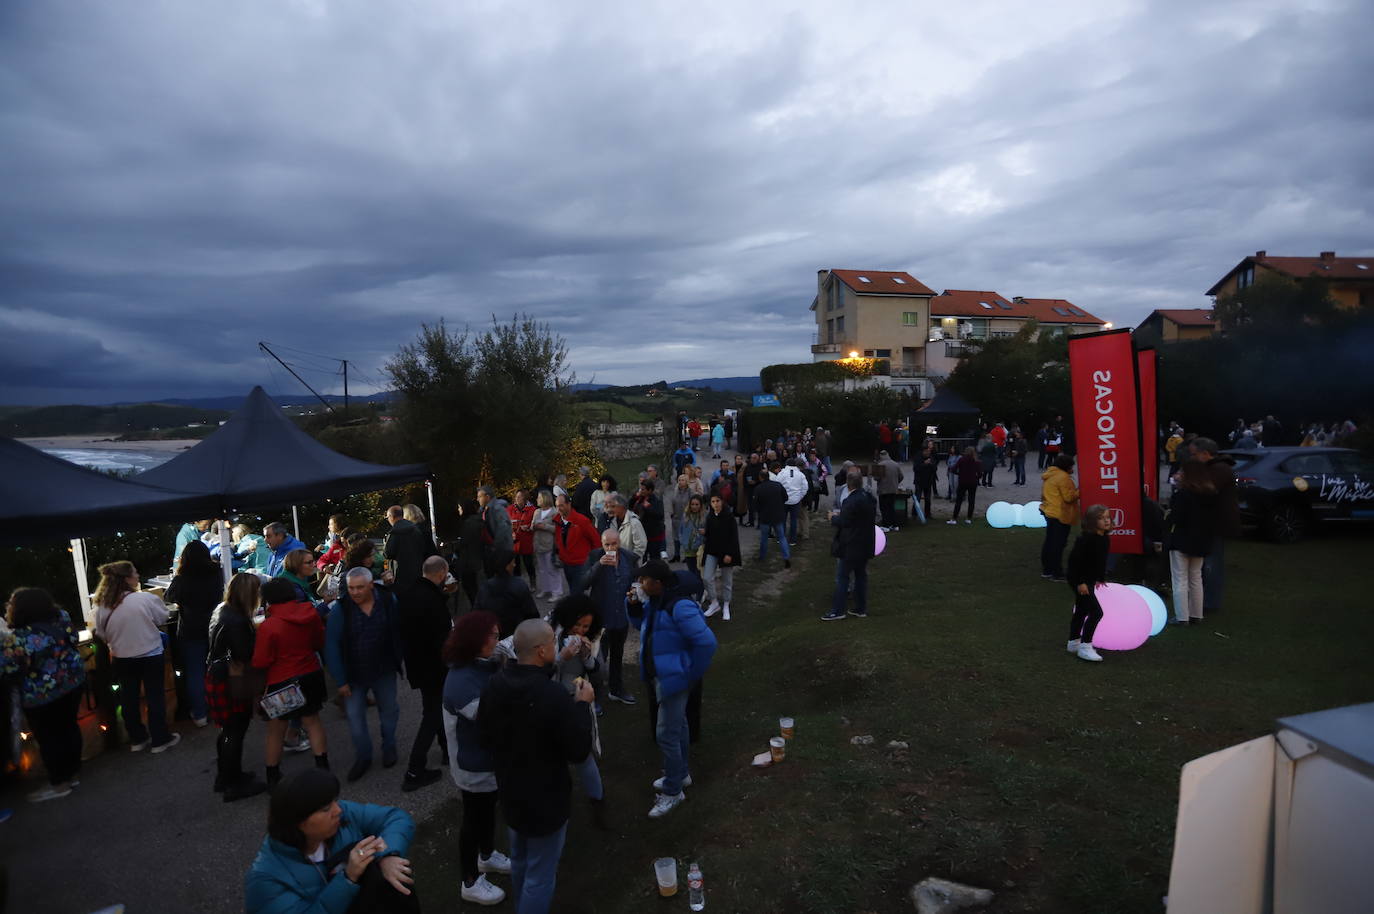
291, 505, 300, 542
425, 480, 438, 547
218, 521, 233, 587
70, 538, 93, 628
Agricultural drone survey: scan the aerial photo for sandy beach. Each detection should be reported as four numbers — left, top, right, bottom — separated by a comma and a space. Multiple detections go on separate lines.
19, 435, 202, 452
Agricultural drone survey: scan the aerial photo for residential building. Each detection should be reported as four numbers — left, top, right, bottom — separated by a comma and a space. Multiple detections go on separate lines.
1132, 309, 1217, 347
1206, 250, 1374, 327
924, 290, 1107, 378
809, 268, 937, 382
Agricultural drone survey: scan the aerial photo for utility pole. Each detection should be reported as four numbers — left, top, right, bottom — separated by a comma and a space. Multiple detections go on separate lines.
342, 360, 349, 418
258, 342, 335, 414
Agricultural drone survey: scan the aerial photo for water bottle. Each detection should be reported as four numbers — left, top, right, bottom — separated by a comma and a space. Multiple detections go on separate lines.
687, 862, 705, 910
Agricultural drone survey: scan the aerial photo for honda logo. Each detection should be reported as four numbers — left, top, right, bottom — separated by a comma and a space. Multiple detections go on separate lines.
1107, 507, 1125, 527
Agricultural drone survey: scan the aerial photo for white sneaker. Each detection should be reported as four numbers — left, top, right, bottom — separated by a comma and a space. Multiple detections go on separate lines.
722, 603, 731, 621
460, 875, 506, 905
128, 739, 151, 752
1067, 639, 1080, 653
28, 784, 72, 803
946, 519, 957, 525
704, 601, 721, 618
192, 717, 209, 728
963, 519, 972, 525
149, 733, 181, 754
648, 792, 686, 818
652, 773, 692, 790
478, 850, 512, 874
1076, 643, 1104, 662
284, 735, 312, 754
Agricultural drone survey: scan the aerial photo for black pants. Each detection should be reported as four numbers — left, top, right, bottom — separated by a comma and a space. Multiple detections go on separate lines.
878, 493, 897, 525
645, 539, 664, 562
1012, 456, 1026, 485
407, 684, 448, 774
216, 710, 252, 785
953, 483, 977, 520
1037, 450, 1050, 470
600, 628, 629, 695
112, 654, 171, 746
26, 689, 83, 786
349, 858, 422, 913
684, 555, 699, 577
517, 553, 536, 586
980, 465, 994, 486
1041, 518, 1071, 577
649, 680, 702, 744
460, 571, 479, 609
1069, 588, 1104, 643
917, 480, 934, 518
460, 789, 499, 886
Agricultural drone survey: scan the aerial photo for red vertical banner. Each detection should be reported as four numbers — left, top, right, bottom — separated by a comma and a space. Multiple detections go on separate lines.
1136, 348, 1159, 502
1068, 330, 1144, 554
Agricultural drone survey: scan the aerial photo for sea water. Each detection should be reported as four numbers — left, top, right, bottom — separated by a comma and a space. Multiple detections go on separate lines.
40, 448, 173, 474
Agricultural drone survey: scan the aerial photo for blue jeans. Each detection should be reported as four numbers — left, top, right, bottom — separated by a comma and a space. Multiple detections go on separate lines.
344, 671, 399, 765
179, 637, 209, 721
1012, 455, 1027, 485
831, 558, 869, 615
655, 683, 691, 795
509, 823, 567, 914
757, 522, 790, 560
785, 503, 801, 542
563, 565, 582, 596
576, 753, 603, 800
1202, 538, 1225, 611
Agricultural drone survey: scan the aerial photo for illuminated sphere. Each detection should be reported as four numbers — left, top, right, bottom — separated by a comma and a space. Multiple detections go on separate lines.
1082, 583, 1152, 651
1022, 501, 1047, 528
1010, 503, 1025, 526
874, 526, 886, 556
1127, 584, 1169, 636
985, 501, 1016, 528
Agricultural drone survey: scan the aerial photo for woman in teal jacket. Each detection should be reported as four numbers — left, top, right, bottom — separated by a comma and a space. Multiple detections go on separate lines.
245, 768, 419, 913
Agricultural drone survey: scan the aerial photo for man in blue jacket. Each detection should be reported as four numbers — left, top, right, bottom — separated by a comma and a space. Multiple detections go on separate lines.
629, 559, 717, 818
580, 528, 640, 705
263, 521, 308, 578
326, 568, 405, 783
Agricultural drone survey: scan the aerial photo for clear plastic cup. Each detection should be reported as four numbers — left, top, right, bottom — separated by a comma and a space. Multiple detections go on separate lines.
654, 857, 678, 896
779, 716, 795, 739
769, 736, 786, 762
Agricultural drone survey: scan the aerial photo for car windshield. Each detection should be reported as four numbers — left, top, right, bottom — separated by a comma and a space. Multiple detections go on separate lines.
1282, 453, 1337, 475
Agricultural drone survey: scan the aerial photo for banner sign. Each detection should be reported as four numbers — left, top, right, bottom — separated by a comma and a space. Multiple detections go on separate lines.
752, 394, 781, 407
1068, 330, 1144, 554
1136, 348, 1159, 503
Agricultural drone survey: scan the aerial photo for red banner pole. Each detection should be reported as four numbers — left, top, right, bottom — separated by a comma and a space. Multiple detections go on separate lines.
1068, 330, 1144, 554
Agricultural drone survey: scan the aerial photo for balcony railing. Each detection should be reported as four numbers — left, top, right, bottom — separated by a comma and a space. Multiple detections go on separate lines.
811, 342, 841, 354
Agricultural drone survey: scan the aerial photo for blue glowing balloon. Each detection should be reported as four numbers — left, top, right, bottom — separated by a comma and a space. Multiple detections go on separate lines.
1127, 584, 1169, 636
985, 501, 1015, 528
1011, 504, 1025, 526
1022, 501, 1046, 528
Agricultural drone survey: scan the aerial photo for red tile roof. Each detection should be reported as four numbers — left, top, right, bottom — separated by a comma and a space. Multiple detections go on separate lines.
1207, 251, 1374, 295
1151, 308, 1215, 327
830, 269, 936, 296
929, 290, 1106, 325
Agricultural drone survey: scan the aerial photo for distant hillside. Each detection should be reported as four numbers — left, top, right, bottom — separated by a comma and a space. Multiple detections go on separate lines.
669, 376, 760, 392
115, 391, 399, 410
1, 403, 231, 437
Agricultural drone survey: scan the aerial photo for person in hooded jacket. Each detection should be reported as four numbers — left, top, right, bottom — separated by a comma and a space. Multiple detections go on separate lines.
441, 610, 511, 906
478, 619, 594, 914
1039, 454, 1080, 579
252, 578, 330, 787
628, 560, 717, 819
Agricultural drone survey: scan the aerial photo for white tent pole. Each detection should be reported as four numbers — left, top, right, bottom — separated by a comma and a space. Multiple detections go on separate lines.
70, 538, 93, 627
291, 505, 301, 541
425, 480, 438, 547
218, 520, 233, 587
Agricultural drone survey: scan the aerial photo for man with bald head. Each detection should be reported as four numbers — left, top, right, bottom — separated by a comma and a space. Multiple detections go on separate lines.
479, 619, 593, 914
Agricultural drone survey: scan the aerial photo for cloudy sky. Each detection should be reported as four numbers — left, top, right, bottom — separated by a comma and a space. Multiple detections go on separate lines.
3, 0, 1372, 404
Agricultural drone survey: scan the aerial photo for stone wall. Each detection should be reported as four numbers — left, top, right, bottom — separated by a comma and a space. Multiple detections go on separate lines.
586, 420, 665, 461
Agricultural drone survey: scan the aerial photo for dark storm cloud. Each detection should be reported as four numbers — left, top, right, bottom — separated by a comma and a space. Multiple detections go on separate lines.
2, 0, 1371, 404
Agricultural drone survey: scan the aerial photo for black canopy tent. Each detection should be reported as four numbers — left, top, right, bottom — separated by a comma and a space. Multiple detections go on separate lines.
914, 385, 981, 438
137, 386, 429, 515
0, 437, 214, 546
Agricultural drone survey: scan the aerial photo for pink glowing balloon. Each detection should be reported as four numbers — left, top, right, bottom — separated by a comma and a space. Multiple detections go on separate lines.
1078, 582, 1152, 651
874, 525, 886, 556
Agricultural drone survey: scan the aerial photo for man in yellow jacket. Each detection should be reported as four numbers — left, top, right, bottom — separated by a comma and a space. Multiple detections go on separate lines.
1039, 454, 1080, 581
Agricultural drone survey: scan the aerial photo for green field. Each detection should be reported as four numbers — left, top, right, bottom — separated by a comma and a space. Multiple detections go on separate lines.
410, 521, 1373, 912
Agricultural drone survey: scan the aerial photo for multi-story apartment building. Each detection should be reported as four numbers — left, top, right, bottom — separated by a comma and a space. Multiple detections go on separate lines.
1206, 250, 1374, 325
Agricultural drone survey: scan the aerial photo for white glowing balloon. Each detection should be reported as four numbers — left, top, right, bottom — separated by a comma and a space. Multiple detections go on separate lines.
1023, 501, 1046, 528
1127, 584, 1169, 636
1011, 504, 1025, 526
985, 501, 1016, 528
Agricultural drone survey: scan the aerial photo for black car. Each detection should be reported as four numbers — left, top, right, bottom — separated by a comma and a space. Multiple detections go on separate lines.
1226, 446, 1374, 543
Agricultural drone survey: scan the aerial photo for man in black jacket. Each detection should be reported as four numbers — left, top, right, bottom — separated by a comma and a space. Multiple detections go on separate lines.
478, 619, 594, 914
571, 466, 598, 517
383, 505, 437, 592
822, 468, 876, 621
752, 466, 791, 568
476, 548, 540, 638
398, 555, 453, 792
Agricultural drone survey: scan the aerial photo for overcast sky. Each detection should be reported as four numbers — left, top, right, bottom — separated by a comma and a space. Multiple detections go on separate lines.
3, 0, 1372, 404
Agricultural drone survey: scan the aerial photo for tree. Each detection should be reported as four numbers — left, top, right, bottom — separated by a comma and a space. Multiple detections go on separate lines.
1213, 273, 1337, 333
386, 316, 582, 506
945, 320, 1070, 431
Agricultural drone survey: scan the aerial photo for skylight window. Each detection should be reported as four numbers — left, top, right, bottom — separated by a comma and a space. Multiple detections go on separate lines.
1052, 306, 1070, 316
979, 301, 993, 309
1067, 307, 1083, 316
858, 276, 871, 283
1358, 264, 1369, 270
892, 277, 906, 284
996, 301, 1013, 310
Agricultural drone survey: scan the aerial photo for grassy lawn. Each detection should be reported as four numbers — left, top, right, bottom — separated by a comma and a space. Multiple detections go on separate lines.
411, 521, 1374, 912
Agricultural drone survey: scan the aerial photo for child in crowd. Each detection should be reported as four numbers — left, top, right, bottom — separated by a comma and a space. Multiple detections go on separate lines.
1065, 504, 1113, 662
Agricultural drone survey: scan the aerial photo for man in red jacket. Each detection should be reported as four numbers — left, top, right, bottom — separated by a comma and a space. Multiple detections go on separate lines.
507, 489, 537, 588
553, 494, 599, 595
687, 418, 703, 451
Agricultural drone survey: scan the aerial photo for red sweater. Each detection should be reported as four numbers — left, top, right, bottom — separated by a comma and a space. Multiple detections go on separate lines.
251, 600, 324, 685
555, 509, 600, 567
508, 503, 535, 555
